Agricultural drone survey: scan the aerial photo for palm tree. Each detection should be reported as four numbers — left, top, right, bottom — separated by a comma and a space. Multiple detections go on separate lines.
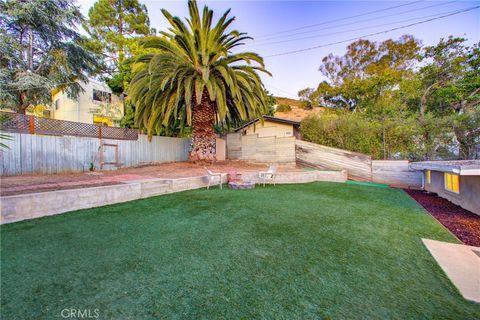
128, 0, 271, 161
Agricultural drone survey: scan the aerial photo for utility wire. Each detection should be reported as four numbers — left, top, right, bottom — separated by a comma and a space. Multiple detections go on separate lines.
254, 0, 425, 39
264, 6, 480, 58
247, 6, 463, 48
250, 1, 457, 44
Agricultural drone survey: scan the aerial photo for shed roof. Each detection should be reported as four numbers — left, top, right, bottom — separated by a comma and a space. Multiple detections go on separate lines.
235, 115, 300, 132
410, 160, 480, 176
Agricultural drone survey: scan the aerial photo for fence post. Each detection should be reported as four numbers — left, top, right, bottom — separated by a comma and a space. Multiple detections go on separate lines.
29, 115, 35, 134
98, 126, 102, 140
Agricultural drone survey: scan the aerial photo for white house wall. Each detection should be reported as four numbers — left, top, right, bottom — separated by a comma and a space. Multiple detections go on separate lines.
52, 79, 123, 124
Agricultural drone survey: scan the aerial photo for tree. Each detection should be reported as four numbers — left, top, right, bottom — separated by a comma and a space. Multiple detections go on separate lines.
0, 0, 100, 114
129, 0, 271, 161
419, 37, 480, 159
317, 35, 420, 111
85, 0, 155, 93
298, 87, 321, 109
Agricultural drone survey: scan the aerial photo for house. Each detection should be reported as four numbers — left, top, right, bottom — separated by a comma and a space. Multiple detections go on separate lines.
410, 161, 480, 215
235, 115, 301, 138
51, 78, 123, 126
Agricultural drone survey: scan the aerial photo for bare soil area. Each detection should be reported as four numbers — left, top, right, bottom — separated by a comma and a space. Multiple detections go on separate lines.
1, 161, 298, 196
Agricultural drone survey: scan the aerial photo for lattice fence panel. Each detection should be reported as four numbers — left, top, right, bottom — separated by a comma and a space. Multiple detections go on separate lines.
0, 112, 138, 140
0, 112, 30, 133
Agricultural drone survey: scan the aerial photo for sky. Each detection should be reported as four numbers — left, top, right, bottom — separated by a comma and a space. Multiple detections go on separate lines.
78, 0, 480, 99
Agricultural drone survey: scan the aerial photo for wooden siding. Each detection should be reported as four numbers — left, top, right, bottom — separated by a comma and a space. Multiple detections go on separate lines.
0, 132, 190, 176
295, 140, 372, 181
226, 133, 295, 164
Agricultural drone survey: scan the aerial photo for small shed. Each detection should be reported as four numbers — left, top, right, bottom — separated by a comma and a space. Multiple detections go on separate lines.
235, 116, 301, 139
410, 161, 480, 215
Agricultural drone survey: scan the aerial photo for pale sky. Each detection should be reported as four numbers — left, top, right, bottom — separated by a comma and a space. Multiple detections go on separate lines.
77, 0, 480, 98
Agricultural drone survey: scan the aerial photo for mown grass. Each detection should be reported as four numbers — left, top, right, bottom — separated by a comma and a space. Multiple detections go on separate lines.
1, 182, 479, 319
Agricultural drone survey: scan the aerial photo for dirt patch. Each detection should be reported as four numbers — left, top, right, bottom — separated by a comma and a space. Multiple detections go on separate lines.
405, 189, 480, 247
1, 161, 298, 196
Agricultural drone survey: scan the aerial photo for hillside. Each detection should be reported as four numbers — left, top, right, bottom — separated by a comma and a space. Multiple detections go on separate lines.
275, 96, 303, 108
274, 96, 325, 122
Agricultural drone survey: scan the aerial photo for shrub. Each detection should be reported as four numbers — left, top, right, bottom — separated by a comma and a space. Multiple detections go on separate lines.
300, 112, 421, 160
276, 104, 292, 112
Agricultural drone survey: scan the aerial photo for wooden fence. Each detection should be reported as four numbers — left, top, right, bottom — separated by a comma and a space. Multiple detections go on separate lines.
295, 140, 421, 187
371, 160, 422, 188
296, 140, 372, 181
226, 133, 296, 164
0, 132, 190, 176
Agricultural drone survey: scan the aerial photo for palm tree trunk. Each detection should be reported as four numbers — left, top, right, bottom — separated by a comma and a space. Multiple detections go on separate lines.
189, 90, 216, 162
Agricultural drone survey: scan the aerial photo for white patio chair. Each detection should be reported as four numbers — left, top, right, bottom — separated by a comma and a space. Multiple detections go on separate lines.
259, 164, 278, 187
205, 167, 223, 190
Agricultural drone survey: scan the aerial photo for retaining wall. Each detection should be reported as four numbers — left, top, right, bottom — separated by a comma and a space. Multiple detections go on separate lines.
0, 170, 346, 224
226, 133, 296, 164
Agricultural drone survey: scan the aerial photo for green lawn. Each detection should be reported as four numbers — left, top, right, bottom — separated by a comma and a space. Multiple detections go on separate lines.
1, 182, 479, 319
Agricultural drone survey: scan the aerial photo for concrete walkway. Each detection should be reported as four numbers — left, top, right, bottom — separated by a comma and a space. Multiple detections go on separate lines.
423, 238, 480, 303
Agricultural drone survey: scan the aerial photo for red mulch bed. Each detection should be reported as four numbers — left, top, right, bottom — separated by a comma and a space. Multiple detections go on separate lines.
404, 189, 480, 247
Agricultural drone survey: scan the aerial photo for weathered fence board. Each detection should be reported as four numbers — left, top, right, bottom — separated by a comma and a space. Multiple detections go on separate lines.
371, 160, 422, 188
295, 140, 372, 181
226, 133, 295, 164
0, 132, 190, 176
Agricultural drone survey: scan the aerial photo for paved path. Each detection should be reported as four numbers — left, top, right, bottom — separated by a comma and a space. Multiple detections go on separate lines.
423, 238, 480, 303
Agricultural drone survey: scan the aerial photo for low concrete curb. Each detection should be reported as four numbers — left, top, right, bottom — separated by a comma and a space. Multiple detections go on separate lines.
1, 170, 346, 225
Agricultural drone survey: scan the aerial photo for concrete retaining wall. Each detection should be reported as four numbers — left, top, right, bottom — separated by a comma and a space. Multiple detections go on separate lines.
0, 171, 346, 224
1, 183, 142, 224
226, 133, 296, 164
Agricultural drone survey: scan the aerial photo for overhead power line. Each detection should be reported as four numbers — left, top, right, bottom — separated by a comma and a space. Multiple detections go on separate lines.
247, 6, 462, 48
264, 5, 480, 58
250, 1, 457, 44
254, 0, 425, 39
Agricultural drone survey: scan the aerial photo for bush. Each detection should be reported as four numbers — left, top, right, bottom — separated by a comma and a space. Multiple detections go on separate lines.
276, 104, 292, 112
300, 112, 420, 160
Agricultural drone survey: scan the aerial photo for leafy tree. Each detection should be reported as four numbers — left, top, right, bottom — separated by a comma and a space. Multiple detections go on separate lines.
298, 87, 321, 109
317, 35, 420, 111
419, 37, 480, 159
120, 102, 136, 129
0, 0, 100, 114
85, 0, 153, 69
265, 90, 276, 116
85, 0, 155, 94
129, 0, 271, 161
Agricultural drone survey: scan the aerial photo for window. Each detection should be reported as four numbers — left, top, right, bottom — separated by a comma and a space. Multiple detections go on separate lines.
444, 173, 459, 194
54, 99, 60, 110
426, 170, 431, 184
92, 89, 112, 103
